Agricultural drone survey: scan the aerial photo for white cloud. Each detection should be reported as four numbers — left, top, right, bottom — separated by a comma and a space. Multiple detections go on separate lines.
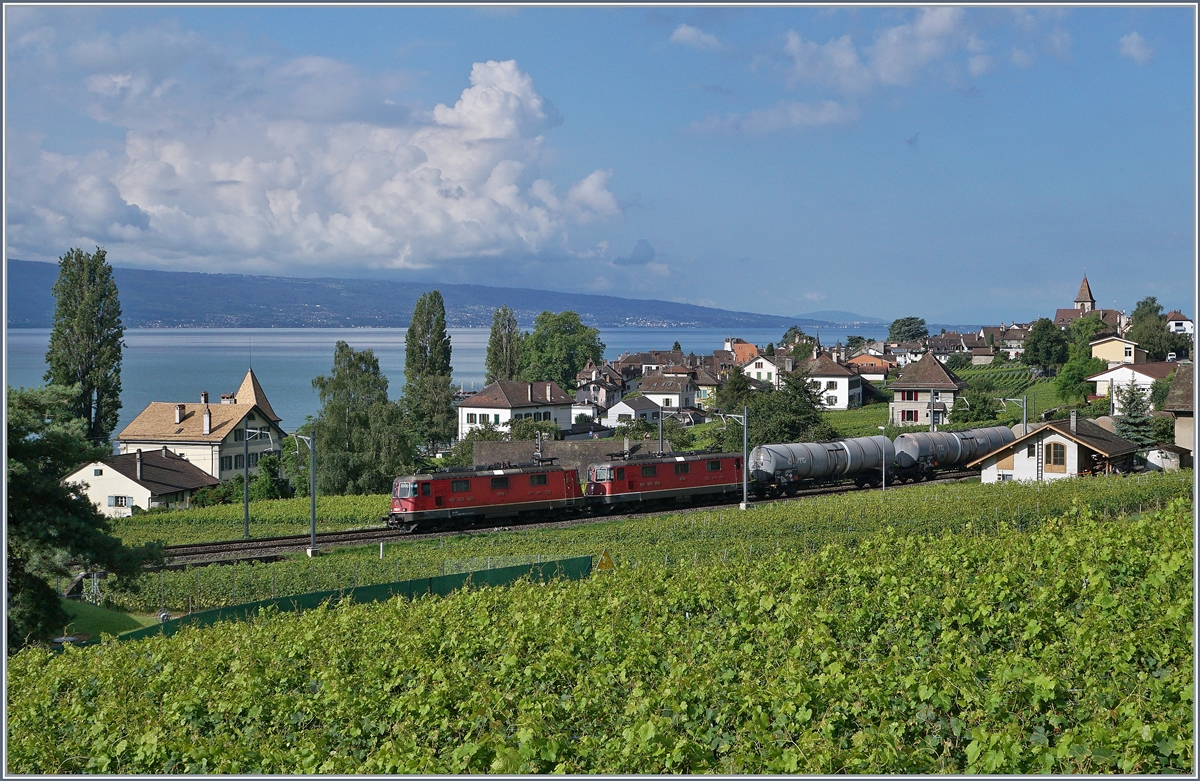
1011, 48, 1035, 69
968, 55, 993, 77
1119, 32, 1153, 64
670, 24, 721, 51
6, 41, 620, 274
694, 100, 859, 135
785, 33, 874, 93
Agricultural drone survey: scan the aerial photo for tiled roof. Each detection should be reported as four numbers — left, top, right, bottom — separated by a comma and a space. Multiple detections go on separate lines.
889, 352, 966, 391
1162, 364, 1192, 412
1086, 362, 1179, 382
99, 449, 220, 495
614, 396, 661, 411
456, 381, 572, 409
119, 402, 272, 443
639, 375, 693, 394
968, 416, 1137, 467
1165, 311, 1190, 322
692, 368, 720, 386
1075, 275, 1095, 303
234, 369, 281, 422
798, 352, 854, 378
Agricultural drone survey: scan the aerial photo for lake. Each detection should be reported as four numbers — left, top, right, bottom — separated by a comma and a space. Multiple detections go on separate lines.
6, 324, 887, 435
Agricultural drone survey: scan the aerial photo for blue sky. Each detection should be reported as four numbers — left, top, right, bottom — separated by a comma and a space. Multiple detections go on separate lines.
5, 5, 1195, 323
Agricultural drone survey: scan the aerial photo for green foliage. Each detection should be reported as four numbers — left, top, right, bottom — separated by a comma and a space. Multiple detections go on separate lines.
845, 335, 867, 353
6, 385, 161, 649
614, 418, 656, 443
763, 342, 775, 356
313, 341, 414, 494
1150, 372, 1175, 411
43, 247, 125, 444
1021, 318, 1068, 373
521, 311, 605, 392
944, 353, 972, 372
714, 366, 751, 413
441, 422, 508, 468
575, 413, 594, 424
1066, 313, 1109, 362
790, 341, 815, 362
951, 387, 1000, 424
10, 485, 1193, 774
404, 291, 452, 382
506, 417, 559, 443
780, 325, 808, 346
402, 374, 457, 454
250, 454, 292, 502
671, 340, 681, 351
887, 316, 928, 343
1128, 297, 1190, 362
190, 474, 245, 507
1114, 381, 1157, 449
485, 305, 524, 384
1055, 357, 1107, 405
1152, 416, 1176, 446
719, 373, 836, 451
403, 292, 456, 453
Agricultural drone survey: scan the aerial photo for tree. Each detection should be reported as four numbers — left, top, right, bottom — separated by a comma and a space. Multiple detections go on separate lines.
485, 305, 524, 384
249, 453, 292, 501
1113, 380, 1157, 449
671, 340, 682, 351
714, 366, 751, 413
521, 311, 605, 391
1150, 371, 1176, 410
1021, 318, 1068, 373
1055, 357, 1107, 404
951, 387, 1000, 424
7, 385, 161, 648
441, 422, 507, 468
718, 372, 836, 451
507, 417, 560, 442
887, 317, 928, 343
1128, 296, 1189, 361
404, 373, 458, 453
780, 326, 808, 346
1066, 313, 1109, 363
312, 341, 415, 494
945, 353, 973, 372
405, 291, 452, 382
44, 247, 125, 444
764, 343, 775, 356
845, 335, 867, 353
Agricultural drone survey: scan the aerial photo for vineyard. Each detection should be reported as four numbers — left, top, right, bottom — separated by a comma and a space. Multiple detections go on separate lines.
101, 472, 1192, 614
8, 494, 1192, 773
955, 363, 1036, 395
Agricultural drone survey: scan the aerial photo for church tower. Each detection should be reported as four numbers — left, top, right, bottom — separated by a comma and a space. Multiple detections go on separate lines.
1074, 275, 1095, 313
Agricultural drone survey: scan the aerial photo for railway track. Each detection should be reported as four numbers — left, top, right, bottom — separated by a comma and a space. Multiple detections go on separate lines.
162, 470, 979, 563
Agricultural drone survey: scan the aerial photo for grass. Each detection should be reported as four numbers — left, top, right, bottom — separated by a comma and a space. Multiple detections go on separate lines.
59, 599, 159, 639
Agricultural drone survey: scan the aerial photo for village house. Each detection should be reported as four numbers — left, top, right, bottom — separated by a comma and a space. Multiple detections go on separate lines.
1085, 362, 1178, 415
1089, 335, 1147, 368
456, 381, 574, 439
1052, 275, 1127, 333
691, 368, 721, 410
574, 359, 624, 409
601, 396, 662, 427
887, 352, 965, 427
1166, 311, 1193, 336
724, 337, 759, 365
798, 352, 862, 410
977, 323, 1030, 360
971, 347, 997, 365
968, 411, 1137, 483
63, 448, 221, 517
637, 373, 697, 411
845, 353, 895, 383
116, 369, 285, 481
928, 332, 986, 363
738, 353, 793, 389
887, 342, 926, 368
1162, 363, 1193, 468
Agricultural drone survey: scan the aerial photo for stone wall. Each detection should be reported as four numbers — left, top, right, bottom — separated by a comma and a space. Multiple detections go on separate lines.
474, 438, 674, 477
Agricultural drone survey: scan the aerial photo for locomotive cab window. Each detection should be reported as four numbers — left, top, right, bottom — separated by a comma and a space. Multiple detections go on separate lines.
451, 480, 471, 493
674, 462, 690, 474
529, 473, 548, 486
706, 460, 722, 472
394, 482, 417, 498
421, 482, 431, 496
491, 476, 509, 490
641, 464, 657, 477
615, 467, 625, 480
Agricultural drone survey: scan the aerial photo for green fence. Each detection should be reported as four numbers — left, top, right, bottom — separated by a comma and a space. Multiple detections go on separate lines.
108, 556, 592, 645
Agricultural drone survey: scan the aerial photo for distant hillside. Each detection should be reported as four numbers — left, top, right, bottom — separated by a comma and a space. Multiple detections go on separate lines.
7, 259, 835, 330
795, 309, 888, 324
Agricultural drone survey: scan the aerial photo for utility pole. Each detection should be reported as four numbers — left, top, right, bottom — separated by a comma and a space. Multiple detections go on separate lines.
243, 417, 250, 539
999, 396, 1029, 434
295, 432, 319, 556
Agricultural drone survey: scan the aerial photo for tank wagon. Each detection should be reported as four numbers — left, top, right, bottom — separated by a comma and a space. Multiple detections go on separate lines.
892, 426, 1015, 475
748, 435, 894, 496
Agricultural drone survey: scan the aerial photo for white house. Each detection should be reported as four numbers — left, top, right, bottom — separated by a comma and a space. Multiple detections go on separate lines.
455, 381, 574, 439
1166, 311, 1193, 336
637, 374, 696, 411
117, 369, 286, 481
798, 352, 862, 410
63, 448, 221, 517
1085, 362, 1178, 415
601, 396, 662, 427
738, 354, 793, 389
967, 412, 1137, 483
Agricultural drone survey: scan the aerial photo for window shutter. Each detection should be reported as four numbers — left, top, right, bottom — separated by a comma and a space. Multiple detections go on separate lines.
107, 496, 116, 507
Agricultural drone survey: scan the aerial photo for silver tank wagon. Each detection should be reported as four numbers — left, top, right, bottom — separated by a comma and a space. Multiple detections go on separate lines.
893, 425, 1015, 470
750, 435, 894, 487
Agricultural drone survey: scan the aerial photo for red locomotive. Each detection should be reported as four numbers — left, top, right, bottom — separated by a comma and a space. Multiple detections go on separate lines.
585, 452, 744, 508
387, 464, 583, 533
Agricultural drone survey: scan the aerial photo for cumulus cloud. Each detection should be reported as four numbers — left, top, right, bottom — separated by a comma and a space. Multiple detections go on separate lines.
6, 25, 619, 275
694, 100, 858, 135
1119, 32, 1153, 64
613, 238, 656, 266
670, 24, 721, 51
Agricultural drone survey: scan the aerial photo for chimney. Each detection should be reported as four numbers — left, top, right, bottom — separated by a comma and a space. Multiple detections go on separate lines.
201, 391, 209, 404
175, 404, 185, 424
546, 383, 552, 401
162, 445, 169, 458
203, 406, 211, 435
528, 383, 533, 402
1070, 409, 1078, 433
136, 449, 143, 481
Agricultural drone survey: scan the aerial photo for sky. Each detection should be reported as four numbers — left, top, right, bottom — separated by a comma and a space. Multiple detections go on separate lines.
4, 5, 1196, 324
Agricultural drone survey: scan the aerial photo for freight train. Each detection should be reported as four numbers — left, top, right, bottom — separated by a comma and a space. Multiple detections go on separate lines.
385, 425, 1015, 533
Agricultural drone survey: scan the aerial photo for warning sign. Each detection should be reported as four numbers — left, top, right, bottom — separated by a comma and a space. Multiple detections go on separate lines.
596, 549, 614, 572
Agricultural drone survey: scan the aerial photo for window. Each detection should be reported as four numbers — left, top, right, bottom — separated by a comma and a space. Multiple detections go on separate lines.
767, 372, 773, 382
494, 414, 500, 424
706, 460, 722, 472
618, 413, 632, 421
1027, 444, 1036, 458
901, 390, 918, 402
641, 465, 657, 477
755, 361, 763, 369
1048, 443, 1066, 466
674, 462, 690, 474
113, 496, 129, 507
234, 454, 245, 469
421, 483, 431, 496
221, 456, 233, 471
1124, 346, 1133, 358
248, 412, 256, 421
249, 452, 260, 468
451, 480, 471, 493
615, 467, 625, 480
826, 396, 837, 406
826, 381, 837, 390
756, 372, 762, 380
467, 413, 477, 424
529, 473, 547, 486
234, 428, 245, 442
901, 410, 919, 423
93, 468, 103, 476
491, 476, 509, 489
932, 391, 940, 401
663, 398, 673, 407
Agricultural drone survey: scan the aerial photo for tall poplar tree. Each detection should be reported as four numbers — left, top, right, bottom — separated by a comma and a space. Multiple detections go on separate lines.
44, 247, 125, 444
485, 305, 524, 384
403, 291, 456, 452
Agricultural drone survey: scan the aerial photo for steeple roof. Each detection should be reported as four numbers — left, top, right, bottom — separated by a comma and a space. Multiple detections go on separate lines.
235, 368, 281, 422
1075, 275, 1095, 304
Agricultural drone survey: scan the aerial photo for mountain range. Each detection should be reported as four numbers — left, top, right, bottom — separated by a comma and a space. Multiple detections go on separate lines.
7, 259, 889, 331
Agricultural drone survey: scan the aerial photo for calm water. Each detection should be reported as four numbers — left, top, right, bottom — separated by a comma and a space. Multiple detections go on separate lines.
6, 325, 886, 434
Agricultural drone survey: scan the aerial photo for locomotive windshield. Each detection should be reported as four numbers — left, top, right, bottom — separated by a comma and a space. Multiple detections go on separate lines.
394, 481, 417, 498
591, 466, 612, 482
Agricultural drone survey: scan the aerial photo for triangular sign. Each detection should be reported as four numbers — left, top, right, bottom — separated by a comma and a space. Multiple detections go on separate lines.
596, 549, 614, 572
